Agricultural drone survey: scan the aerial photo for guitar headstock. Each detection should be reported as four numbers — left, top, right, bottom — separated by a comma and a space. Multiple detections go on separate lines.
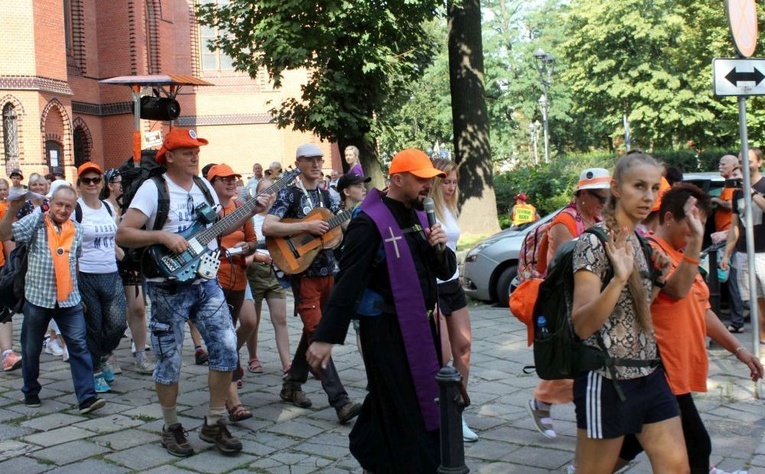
259, 168, 301, 196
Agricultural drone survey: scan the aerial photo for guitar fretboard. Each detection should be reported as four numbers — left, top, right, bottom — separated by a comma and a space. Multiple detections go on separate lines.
326, 208, 353, 229
194, 170, 300, 246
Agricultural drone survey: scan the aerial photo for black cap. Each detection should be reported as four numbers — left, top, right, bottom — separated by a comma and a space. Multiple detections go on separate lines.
9, 169, 22, 178
336, 173, 371, 195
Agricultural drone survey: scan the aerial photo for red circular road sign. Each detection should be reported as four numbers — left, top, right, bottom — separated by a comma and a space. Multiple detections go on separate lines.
726, 0, 758, 58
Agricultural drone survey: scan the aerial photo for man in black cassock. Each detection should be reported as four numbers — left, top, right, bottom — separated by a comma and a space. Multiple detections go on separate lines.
308, 149, 457, 473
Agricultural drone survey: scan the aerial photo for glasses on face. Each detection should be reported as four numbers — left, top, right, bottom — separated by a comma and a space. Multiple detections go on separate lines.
587, 190, 607, 205
81, 176, 102, 185
217, 176, 238, 184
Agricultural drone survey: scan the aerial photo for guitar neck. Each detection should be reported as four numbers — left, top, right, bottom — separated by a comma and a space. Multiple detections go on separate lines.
326, 208, 353, 229
194, 171, 298, 246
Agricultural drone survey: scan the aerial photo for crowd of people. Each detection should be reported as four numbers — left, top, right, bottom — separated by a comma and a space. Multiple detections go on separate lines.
0, 134, 762, 473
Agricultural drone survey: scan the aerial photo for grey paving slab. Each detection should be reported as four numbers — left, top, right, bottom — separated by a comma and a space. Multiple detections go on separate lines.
95, 428, 158, 451
175, 452, 258, 473
71, 413, 143, 434
0, 439, 40, 462
0, 455, 52, 474
104, 443, 179, 471
44, 458, 129, 473
29, 439, 110, 466
19, 413, 87, 431
22, 426, 95, 448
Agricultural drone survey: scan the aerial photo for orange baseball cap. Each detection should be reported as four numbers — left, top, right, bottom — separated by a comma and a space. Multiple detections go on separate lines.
206, 164, 241, 181
156, 128, 209, 164
389, 149, 445, 179
77, 162, 103, 176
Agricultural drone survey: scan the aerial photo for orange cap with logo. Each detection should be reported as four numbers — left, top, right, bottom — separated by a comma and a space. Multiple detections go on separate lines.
389, 149, 445, 179
77, 162, 103, 176
156, 128, 209, 164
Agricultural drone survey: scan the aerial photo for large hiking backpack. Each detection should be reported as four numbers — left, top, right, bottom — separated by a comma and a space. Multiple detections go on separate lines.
522, 227, 660, 394
116, 149, 214, 275
517, 205, 579, 283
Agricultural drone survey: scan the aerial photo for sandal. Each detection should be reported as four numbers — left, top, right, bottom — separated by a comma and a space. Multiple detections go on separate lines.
282, 363, 292, 380
248, 358, 264, 374
227, 404, 252, 422
727, 325, 744, 334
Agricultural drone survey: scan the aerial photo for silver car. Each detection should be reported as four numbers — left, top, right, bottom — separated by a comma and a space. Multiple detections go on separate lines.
461, 212, 555, 306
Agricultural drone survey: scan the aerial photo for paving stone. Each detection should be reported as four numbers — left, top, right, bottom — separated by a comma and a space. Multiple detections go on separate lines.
0, 454, 52, 474
30, 439, 110, 466
22, 426, 94, 447
264, 419, 325, 439
43, 458, 129, 473
174, 452, 257, 473
293, 441, 349, 460
0, 439, 40, 462
95, 428, 158, 451
20, 413, 88, 431
72, 413, 143, 433
105, 443, 177, 470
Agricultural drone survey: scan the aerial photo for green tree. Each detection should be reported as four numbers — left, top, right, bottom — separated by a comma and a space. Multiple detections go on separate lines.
196, 0, 441, 184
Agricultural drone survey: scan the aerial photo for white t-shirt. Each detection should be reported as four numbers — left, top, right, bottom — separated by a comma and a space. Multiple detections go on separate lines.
252, 213, 271, 257
129, 174, 220, 252
437, 206, 460, 283
76, 198, 118, 274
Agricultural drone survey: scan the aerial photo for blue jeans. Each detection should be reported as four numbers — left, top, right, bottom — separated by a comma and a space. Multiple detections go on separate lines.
729, 252, 746, 328
21, 302, 96, 405
145, 279, 238, 384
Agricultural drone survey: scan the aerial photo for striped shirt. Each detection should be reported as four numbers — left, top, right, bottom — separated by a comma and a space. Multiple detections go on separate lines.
12, 212, 83, 308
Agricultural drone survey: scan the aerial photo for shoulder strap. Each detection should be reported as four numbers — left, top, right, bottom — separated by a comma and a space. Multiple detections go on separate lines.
101, 200, 113, 217
192, 175, 215, 206
151, 175, 170, 231
75, 202, 82, 223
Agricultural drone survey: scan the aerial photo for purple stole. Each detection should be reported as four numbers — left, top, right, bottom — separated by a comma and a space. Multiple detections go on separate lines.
360, 188, 441, 431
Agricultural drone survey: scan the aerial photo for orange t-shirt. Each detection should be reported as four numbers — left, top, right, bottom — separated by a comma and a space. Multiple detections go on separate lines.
217, 201, 257, 291
0, 202, 7, 268
649, 236, 709, 395
714, 187, 735, 232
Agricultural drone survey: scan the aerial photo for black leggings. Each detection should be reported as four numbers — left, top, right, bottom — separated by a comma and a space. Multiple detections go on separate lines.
620, 392, 710, 473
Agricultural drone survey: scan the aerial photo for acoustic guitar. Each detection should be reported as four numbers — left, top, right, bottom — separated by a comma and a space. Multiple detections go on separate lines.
267, 207, 353, 275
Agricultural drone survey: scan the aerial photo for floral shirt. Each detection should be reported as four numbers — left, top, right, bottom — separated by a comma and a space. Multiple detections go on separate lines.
572, 224, 658, 380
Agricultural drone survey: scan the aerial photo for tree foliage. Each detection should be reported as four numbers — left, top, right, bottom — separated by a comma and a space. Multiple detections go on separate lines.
196, 0, 441, 176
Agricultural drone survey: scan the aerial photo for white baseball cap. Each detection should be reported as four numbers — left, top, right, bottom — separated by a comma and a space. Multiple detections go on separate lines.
576, 168, 611, 191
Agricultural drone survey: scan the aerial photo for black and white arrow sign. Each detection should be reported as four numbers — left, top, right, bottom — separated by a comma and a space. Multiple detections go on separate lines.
714, 58, 765, 97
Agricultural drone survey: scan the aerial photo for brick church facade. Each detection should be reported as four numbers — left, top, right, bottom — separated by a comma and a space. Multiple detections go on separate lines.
0, 0, 339, 181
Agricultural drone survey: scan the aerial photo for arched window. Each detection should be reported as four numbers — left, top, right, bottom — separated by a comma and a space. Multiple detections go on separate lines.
3, 103, 19, 169
73, 126, 89, 167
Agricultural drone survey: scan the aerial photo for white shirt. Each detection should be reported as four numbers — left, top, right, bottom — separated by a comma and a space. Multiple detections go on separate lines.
129, 174, 220, 251
437, 206, 460, 283
76, 198, 118, 274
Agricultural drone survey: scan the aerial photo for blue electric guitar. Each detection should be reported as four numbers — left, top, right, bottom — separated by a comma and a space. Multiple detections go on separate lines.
148, 169, 300, 284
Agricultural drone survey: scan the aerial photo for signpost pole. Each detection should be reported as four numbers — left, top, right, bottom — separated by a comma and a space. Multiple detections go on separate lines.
737, 96, 761, 398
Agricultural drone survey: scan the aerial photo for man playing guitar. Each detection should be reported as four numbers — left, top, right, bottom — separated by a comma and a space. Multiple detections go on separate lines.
116, 128, 269, 458
262, 143, 361, 424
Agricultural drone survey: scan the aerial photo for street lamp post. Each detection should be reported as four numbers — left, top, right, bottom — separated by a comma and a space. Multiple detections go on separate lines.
533, 48, 554, 163
527, 121, 541, 164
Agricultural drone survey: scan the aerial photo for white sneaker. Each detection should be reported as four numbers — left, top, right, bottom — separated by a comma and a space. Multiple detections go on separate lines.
710, 468, 748, 474
134, 356, 155, 375
62, 347, 69, 362
462, 417, 478, 442
566, 464, 576, 474
45, 339, 64, 357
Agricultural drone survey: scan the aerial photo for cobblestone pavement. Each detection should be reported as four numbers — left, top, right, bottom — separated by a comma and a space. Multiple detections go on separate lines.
1, 300, 764, 473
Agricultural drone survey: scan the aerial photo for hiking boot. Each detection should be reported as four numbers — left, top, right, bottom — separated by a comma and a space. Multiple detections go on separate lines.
79, 396, 106, 414
527, 398, 556, 438
335, 401, 361, 424
199, 417, 242, 454
161, 423, 194, 457
279, 386, 312, 408
24, 393, 41, 408
195, 348, 209, 365
2, 351, 22, 372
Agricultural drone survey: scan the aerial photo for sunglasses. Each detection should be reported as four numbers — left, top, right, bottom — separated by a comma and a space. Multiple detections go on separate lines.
587, 190, 607, 205
81, 176, 102, 185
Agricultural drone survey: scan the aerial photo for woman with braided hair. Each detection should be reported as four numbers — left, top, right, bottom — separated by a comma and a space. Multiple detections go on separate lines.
569, 152, 689, 473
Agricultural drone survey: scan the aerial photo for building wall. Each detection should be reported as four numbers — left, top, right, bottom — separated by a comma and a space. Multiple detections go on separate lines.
0, 0, 338, 184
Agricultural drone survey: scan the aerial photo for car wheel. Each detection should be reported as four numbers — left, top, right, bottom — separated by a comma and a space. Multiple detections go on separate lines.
494, 265, 517, 307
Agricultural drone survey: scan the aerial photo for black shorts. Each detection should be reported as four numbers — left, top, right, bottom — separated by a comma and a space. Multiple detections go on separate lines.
437, 279, 467, 316
573, 368, 678, 439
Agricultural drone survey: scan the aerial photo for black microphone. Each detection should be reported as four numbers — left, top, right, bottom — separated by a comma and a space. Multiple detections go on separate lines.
422, 197, 444, 252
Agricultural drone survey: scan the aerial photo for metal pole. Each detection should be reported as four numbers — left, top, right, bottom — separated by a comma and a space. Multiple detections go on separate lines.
436, 366, 469, 474
737, 95, 761, 398
540, 94, 550, 164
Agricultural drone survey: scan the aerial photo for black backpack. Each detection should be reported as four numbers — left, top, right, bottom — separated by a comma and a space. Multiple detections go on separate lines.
0, 212, 46, 322
74, 200, 113, 223
529, 226, 660, 399
116, 149, 214, 274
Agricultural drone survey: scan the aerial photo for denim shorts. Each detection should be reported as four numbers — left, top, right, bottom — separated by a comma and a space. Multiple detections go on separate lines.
145, 279, 238, 384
